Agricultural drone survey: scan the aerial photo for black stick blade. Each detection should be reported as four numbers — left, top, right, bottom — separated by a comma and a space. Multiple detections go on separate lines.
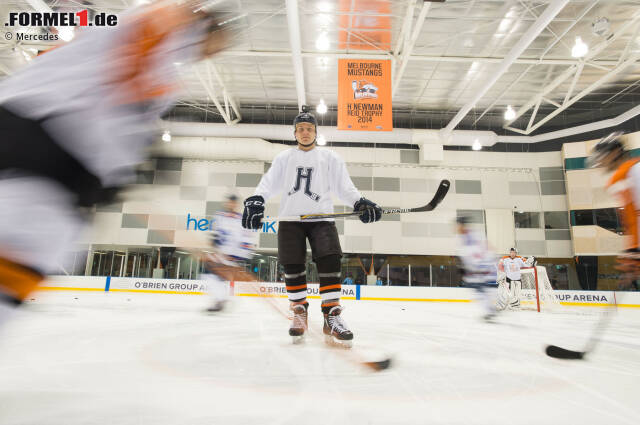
363, 357, 392, 372
414, 179, 451, 212
545, 345, 586, 360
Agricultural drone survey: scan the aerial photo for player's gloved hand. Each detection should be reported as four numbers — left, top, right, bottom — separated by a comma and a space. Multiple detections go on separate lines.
242, 195, 265, 230
353, 197, 382, 223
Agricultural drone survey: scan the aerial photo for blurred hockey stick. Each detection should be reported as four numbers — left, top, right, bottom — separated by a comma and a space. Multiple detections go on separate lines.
192, 249, 392, 371
545, 252, 640, 360
238, 281, 392, 372
544, 307, 616, 360
270, 179, 450, 222
544, 276, 633, 360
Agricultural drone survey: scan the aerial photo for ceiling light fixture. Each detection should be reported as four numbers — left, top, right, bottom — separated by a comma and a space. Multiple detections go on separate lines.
318, 2, 332, 13
162, 130, 171, 143
591, 17, 610, 38
504, 105, 516, 121
472, 139, 482, 151
571, 36, 588, 58
316, 99, 327, 114
317, 135, 327, 146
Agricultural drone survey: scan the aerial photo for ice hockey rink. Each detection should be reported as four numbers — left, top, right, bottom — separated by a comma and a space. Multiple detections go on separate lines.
3, 0, 640, 424
1, 291, 639, 425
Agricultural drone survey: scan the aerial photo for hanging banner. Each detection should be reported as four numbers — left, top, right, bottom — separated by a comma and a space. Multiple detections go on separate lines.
338, 0, 391, 51
338, 59, 392, 131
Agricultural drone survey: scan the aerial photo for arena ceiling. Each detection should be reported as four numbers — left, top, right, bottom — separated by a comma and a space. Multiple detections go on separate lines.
1, 0, 640, 135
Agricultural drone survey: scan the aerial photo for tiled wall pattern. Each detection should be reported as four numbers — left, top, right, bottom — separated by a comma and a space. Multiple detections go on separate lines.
81, 144, 571, 257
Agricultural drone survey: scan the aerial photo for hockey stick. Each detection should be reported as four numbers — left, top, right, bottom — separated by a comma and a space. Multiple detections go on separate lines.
270, 179, 451, 222
544, 302, 617, 360
238, 281, 392, 372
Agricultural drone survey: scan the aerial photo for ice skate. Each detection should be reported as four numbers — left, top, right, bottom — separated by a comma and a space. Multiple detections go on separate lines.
483, 313, 497, 323
205, 300, 227, 313
289, 303, 308, 344
323, 305, 353, 348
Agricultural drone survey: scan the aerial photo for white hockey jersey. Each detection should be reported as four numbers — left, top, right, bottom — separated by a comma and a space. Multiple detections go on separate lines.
456, 230, 498, 285
254, 147, 362, 220
211, 211, 256, 260
502, 257, 527, 281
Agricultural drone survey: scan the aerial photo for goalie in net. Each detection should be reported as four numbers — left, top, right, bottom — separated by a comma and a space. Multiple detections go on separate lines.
497, 248, 559, 312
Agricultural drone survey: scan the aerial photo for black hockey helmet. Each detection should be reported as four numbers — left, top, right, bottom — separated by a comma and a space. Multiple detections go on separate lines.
293, 105, 317, 129
588, 131, 625, 169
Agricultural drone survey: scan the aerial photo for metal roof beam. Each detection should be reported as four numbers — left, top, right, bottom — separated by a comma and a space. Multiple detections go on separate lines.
285, 0, 306, 111
441, 0, 570, 137
216, 49, 622, 66
471, 0, 598, 125
392, 1, 431, 98
193, 62, 241, 126
526, 53, 640, 133
393, 0, 418, 57
504, 9, 640, 133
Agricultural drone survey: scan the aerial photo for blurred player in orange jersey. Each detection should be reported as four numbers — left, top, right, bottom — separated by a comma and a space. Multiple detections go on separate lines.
589, 131, 640, 290
0, 1, 234, 325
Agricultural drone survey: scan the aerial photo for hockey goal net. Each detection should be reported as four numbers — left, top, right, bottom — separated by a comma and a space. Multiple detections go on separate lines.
520, 266, 560, 312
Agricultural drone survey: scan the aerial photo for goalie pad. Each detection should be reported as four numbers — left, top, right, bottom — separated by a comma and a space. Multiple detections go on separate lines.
496, 280, 510, 311
508, 279, 521, 308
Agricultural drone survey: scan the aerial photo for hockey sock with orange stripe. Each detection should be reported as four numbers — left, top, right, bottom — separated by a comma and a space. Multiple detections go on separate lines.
284, 264, 307, 304
317, 255, 342, 314
0, 256, 44, 305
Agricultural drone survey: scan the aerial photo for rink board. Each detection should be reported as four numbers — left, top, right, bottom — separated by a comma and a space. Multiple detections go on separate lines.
37, 276, 640, 308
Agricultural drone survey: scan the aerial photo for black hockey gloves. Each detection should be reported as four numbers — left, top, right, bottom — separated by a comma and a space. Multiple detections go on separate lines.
353, 197, 382, 223
242, 195, 265, 230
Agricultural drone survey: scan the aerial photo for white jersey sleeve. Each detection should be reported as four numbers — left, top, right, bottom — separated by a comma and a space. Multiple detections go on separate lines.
328, 151, 362, 207
254, 150, 287, 200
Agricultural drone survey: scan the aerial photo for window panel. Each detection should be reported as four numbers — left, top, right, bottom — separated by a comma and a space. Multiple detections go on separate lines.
594, 208, 622, 234
544, 211, 569, 229
571, 210, 594, 226
514, 212, 540, 228
457, 209, 484, 224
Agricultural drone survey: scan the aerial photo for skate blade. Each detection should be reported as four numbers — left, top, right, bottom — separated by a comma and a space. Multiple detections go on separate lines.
291, 335, 305, 345
324, 334, 353, 349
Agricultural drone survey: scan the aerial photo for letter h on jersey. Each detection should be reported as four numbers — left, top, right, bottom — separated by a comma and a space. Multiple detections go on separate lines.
288, 167, 320, 201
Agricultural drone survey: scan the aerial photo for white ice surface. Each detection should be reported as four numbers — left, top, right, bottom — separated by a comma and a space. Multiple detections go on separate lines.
1, 291, 639, 425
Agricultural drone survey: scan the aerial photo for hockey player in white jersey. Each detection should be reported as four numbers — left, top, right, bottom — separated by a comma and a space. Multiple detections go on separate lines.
241, 107, 382, 347
498, 248, 529, 309
456, 216, 500, 322
202, 193, 256, 312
